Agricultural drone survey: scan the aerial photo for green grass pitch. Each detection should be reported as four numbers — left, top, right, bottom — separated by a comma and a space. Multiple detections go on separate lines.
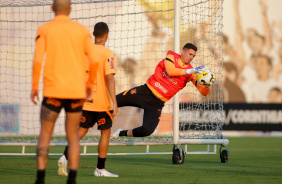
0, 137, 282, 184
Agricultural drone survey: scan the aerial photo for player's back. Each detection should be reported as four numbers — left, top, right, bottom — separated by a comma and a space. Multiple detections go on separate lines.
39, 15, 92, 99
83, 45, 115, 111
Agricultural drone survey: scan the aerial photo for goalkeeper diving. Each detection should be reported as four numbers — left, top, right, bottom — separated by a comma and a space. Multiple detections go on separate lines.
111, 43, 214, 138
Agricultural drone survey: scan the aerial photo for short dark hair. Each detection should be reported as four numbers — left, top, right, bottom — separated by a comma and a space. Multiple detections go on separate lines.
183, 43, 197, 51
93, 22, 109, 38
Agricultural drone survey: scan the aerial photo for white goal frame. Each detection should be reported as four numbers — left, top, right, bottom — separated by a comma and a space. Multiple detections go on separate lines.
172, 0, 229, 154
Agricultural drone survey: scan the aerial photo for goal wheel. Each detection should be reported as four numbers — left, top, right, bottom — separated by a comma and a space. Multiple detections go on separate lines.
172, 145, 185, 164
220, 150, 228, 163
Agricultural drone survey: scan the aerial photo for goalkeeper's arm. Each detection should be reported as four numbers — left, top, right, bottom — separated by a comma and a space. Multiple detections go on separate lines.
190, 74, 211, 96
164, 57, 205, 76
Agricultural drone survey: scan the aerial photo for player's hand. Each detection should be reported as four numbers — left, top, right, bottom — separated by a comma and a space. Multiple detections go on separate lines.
206, 72, 215, 88
86, 87, 92, 99
111, 103, 118, 117
30, 90, 39, 105
185, 66, 205, 74
194, 66, 206, 73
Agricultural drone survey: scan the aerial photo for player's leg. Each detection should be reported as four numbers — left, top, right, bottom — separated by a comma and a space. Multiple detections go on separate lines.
37, 106, 59, 169
94, 111, 118, 177
98, 129, 110, 158
132, 106, 162, 137
58, 110, 94, 176
111, 84, 164, 138
58, 127, 89, 176
64, 111, 81, 184
112, 107, 162, 138
64, 99, 84, 184
36, 99, 60, 184
115, 84, 146, 108
95, 128, 111, 175
110, 84, 149, 138
62, 127, 89, 161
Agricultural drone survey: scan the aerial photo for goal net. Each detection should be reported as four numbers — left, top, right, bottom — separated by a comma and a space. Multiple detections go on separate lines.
0, 0, 227, 151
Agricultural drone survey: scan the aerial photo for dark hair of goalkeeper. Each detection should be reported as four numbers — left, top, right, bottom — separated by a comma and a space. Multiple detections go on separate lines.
183, 43, 198, 51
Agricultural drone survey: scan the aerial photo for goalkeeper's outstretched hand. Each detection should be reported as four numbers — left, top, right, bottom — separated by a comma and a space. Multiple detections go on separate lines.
185, 66, 205, 74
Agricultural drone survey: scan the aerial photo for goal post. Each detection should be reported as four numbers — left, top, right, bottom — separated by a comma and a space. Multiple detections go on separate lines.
0, 0, 228, 160
171, 0, 228, 162
173, 0, 181, 146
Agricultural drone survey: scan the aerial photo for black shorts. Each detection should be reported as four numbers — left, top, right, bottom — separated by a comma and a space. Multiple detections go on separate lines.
42, 97, 83, 113
79, 110, 113, 130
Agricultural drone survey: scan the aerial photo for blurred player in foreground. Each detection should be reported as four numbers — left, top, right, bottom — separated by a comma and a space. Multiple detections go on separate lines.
58, 22, 119, 177
30, 0, 98, 183
111, 43, 214, 139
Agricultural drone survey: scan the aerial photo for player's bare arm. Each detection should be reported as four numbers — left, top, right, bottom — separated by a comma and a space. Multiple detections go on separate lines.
106, 73, 118, 117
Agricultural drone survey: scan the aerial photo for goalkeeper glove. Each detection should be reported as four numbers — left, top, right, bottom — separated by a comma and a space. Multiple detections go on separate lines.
185, 66, 205, 75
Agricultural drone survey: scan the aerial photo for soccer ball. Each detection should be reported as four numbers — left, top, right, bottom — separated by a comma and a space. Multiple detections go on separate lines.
196, 70, 213, 85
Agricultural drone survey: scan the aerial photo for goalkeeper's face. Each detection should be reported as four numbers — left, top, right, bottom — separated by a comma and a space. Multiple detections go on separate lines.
181, 48, 196, 64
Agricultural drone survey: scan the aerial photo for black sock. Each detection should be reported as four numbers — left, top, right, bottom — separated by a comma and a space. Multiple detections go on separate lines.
119, 130, 128, 136
63, 146, 69, 161
67, 169, 77, 184
97, 157, 106, 169
35, 170, 45, 184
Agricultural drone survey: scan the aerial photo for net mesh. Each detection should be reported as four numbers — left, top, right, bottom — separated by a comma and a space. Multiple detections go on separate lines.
0, 0, 224, 145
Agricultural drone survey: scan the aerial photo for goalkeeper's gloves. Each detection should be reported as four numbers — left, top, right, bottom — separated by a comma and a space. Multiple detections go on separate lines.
185, 66, 205, 75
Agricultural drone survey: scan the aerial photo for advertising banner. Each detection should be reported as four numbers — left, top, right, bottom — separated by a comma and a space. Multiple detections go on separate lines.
0, 104, 20, 133
179, 103, 282, 131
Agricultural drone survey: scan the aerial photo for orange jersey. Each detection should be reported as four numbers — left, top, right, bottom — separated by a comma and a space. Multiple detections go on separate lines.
83, 45, 115, 111
32, 15, 98, 99
147, 50, 210, 102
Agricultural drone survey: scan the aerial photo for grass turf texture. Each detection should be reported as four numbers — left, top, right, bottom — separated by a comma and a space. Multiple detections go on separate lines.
0, 137, 282, 184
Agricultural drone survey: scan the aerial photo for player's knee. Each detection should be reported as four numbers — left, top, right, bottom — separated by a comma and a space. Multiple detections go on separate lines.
143, 126, 154, 136
133, 126, 154, 137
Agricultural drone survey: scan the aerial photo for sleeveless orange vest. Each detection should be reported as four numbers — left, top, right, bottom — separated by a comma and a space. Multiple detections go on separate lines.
147, 50, 193, 101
